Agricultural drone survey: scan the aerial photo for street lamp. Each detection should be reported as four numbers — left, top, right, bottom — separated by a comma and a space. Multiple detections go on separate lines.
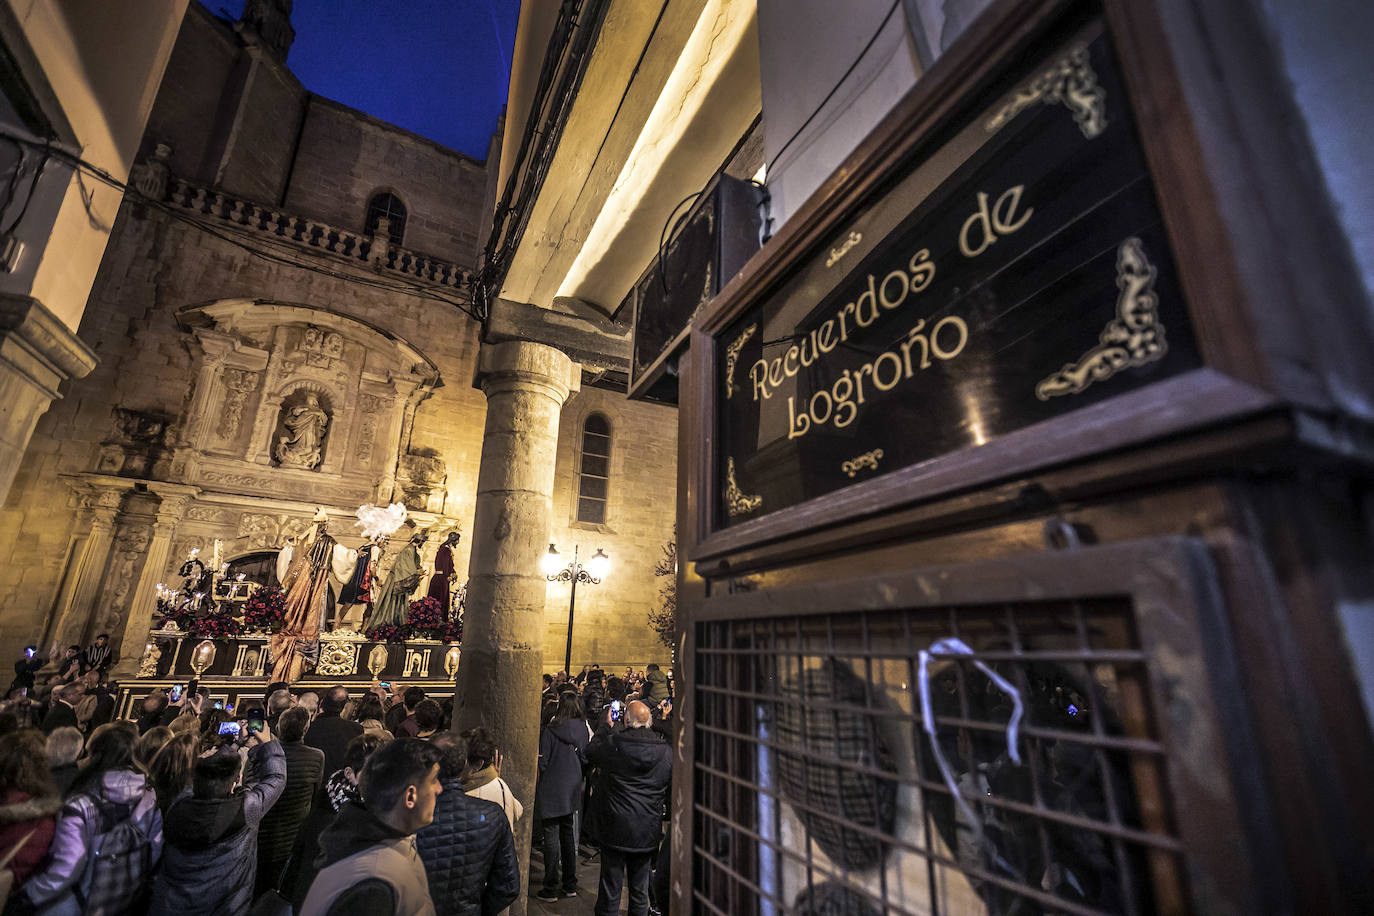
543, 543, 610, 674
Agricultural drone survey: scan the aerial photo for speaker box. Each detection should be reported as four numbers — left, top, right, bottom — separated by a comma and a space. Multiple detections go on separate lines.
626, 173, 764, 404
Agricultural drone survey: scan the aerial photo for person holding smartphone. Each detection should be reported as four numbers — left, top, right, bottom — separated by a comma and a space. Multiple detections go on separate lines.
149, 716, 286, 915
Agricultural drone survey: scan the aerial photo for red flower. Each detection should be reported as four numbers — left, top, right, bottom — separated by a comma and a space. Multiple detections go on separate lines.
189, 612, 242, 638
366, 623, 412, 644
242, 586, 287, 632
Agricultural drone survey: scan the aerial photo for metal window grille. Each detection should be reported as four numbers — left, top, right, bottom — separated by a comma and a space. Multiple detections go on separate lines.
693, 599, 1187, 915
577, 414, 611, 524
365, 191, 407, 245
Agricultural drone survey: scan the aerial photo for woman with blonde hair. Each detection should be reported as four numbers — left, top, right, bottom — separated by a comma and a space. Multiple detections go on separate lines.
133, 725, 173, 773
146, 732, 196, 814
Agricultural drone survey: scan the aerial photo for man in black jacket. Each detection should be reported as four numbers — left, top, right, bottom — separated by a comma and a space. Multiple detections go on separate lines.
305, 684, 364, 777
587, 700, 672, 916
256, 706, 324, 897
415, 731, 519, 915
39, 683, 81, 734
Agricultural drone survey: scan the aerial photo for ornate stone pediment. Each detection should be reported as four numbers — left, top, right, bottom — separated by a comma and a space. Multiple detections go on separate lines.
174, 300, 441, 505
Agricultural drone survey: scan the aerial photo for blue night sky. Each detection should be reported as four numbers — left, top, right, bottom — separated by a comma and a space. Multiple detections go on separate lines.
209, 0, 520, 160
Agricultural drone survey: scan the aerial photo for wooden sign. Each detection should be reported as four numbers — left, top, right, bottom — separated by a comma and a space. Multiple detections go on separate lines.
715, 25, 1201, 528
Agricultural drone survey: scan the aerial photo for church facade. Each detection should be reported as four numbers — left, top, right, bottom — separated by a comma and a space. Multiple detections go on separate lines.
0, 1, 677, 676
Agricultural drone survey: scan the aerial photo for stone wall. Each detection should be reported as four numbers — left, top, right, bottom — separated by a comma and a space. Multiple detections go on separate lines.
284, 99, 488, 264
544, 385, 678, 673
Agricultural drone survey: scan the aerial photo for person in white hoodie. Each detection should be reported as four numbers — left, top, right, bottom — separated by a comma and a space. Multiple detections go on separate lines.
23, 721, 163, 916
457, 727, 523, 830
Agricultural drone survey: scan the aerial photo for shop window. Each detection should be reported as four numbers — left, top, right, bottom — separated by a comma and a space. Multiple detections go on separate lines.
577, 414, 611, 524
365, 191, 407, 245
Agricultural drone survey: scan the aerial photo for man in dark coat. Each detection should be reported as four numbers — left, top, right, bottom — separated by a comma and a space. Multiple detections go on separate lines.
586, 700, 672, 916
415, 732, 519, 916
149, 725, 286, 916
256, 707, 324, 897
305, 684, 363, 777
39, 684, 80, 734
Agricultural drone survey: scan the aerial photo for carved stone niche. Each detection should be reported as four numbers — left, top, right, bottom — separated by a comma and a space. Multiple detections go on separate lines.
95, 407, 175, 477
174, 300, 441, 504
396, 449, 447, 512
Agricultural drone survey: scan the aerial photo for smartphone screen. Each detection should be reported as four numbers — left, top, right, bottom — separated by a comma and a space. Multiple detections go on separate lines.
213, 700, 224, 709
610, 700, 623, 722
247, 718, 265, 734
217, 721, 240, 736
379, 682, 391, 689
169, 685, 183, 702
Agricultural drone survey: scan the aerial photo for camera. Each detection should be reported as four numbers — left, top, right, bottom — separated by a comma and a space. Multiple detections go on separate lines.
217, 721, 240, 736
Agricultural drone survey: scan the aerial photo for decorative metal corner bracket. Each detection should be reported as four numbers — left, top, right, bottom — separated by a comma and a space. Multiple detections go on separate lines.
724, 457, 762, 517
1035, 237, 1167, 400
723, 324, 756, 399
985, 44, 1107, 140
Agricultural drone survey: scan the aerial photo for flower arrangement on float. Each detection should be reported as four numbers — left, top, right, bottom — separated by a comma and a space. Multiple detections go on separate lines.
188, 609, 243, 638
406, 596, 444, 633
365, 622, 411, 644
241, 585, 287, 632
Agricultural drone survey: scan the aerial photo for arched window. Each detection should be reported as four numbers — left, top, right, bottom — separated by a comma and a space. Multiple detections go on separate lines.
576, 414, 611, 524
365, 191, 407, 245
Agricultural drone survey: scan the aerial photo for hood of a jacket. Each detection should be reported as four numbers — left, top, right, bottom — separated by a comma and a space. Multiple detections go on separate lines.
460, 765, 498, 793
0, 791, 61, 825
609, 727, 668, 774
315, 801, 409, 869
163, 792, 247, 850
546, 718, 586, 745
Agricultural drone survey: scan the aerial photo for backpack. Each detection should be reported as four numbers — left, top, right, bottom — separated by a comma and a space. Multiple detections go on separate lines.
74, 794, 154, 915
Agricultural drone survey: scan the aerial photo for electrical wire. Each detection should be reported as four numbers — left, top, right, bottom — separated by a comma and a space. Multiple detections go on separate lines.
0, 132, 483, 320
766, 0, 902, 174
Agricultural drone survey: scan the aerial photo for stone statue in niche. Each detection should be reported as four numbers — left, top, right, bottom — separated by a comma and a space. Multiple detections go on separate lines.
274, 393, 330, 469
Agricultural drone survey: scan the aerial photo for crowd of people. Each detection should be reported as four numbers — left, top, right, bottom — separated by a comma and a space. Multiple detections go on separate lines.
0, 655, 674, 916
535, 664, 674, 916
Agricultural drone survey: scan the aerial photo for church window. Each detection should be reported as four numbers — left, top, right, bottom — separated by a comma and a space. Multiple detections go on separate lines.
365, 191, 407, 245
577, 414, 611, 524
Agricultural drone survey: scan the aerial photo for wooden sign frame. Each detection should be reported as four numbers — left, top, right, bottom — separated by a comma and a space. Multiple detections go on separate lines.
681, 0, 1374, 566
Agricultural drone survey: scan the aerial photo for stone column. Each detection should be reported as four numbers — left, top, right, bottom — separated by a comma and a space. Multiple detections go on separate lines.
0, 295, 97, 503
112, 484, 198, 678
454, 340, 578, 913
44, 478, 131, 658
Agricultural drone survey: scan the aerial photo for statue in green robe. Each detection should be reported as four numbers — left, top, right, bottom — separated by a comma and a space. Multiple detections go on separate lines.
366, 528, 426, 630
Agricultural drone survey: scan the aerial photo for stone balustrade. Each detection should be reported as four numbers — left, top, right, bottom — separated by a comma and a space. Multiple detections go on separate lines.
163, 177, 472, 291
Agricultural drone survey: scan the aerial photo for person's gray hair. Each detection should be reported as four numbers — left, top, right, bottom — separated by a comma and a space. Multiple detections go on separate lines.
267, 688, 294, 715
296, 691, 320, 717
625, 700, 652, 729
46, 726, 84, 767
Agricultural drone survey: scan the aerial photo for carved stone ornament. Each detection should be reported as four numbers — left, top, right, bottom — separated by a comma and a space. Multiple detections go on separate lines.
1036, 237, 1166, 400
218, 368, 261, 439
238, 513, 313, 551
130, 143, 172, 201
137, 641, 163, 678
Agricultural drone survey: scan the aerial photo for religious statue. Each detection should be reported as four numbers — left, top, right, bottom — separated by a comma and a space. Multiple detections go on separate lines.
425, 530, 460, 614
366, 525, 427, 630
333, 535, 384, 630
274, 393, 329, 469
269, 508, 338, 683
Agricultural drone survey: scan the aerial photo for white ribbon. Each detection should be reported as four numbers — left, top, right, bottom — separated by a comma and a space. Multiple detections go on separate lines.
918, 637, 1025, 852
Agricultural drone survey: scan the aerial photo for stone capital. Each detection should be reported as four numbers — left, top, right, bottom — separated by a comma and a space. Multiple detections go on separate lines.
0, 294, 98, 391
474, 339, 580, 405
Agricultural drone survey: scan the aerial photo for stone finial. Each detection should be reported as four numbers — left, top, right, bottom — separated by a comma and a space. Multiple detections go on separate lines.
239, 0, 295, 60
